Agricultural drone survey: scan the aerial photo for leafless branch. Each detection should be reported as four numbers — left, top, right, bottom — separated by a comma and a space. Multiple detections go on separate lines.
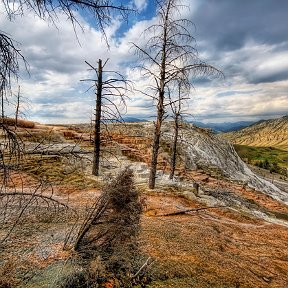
132, 0, 223, 189
82, 59, 132, 176
2, 0, 135, 44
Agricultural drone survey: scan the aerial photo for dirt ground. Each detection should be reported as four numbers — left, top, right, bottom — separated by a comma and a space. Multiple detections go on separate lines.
142, 194, 288, 287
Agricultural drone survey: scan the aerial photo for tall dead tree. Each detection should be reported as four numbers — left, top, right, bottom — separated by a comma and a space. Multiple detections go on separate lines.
168, 81, 189, 179
83, 59, 131, 176
93, 59, 103, 176
133, 0, 222, 189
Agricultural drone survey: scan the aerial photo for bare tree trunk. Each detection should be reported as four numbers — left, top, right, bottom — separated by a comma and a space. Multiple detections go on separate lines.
169, 113, 179, 179
148, 2, 170, 189
149, 40, 167, 188
85, 58, 130, 176
92, 59, 103, 176
149, 90, 165, 188
15, 85, 20, 129
1, 84, 4, 119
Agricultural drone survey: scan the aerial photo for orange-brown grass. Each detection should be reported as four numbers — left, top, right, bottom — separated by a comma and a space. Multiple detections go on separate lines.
141, 199, 288, 287
20, 156, 99, 190
1, 122, 287, 287
1, 117, 35, 128
234, 186, 288, 215
0, 257, 20, 287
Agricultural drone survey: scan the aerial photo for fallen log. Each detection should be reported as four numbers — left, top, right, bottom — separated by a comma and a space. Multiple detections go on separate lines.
158, 206, 227, 217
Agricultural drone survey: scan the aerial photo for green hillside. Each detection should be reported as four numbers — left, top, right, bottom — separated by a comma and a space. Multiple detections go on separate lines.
234, 144, 288, 176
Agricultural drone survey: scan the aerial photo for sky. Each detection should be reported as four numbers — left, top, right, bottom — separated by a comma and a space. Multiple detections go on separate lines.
1, 0, 288, 124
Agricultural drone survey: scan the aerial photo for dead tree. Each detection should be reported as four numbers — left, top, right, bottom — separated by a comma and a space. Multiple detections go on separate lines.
133, 0, 222, 189
0, 1, 134, 171
168, 81, 189, 179
0, 33, 26, 120
83, 59, 131, 176
14, 86, 20, 128
93, 59, 103, 176
0, 33, 26, 185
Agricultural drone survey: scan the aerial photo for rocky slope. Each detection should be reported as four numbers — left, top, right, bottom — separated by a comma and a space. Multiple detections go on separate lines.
160, 123, 288, 204
224, 115, 288, 151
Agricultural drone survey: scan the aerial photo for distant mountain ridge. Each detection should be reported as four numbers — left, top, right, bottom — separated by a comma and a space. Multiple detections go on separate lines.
122, 116, 148, 123
224, 116, 288, 151
191, 120, 256, 133
122, 118, 255, 131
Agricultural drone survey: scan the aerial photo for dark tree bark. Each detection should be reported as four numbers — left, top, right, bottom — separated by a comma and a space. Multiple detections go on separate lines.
1, 83, 4, 119
149, 85, 166, 188
92, 59, 103, 176
168, 81, 187, 179
149, 97, 164, 188
148, 0, 171, 189
0, 33, 26, 120
169, 111, 179, 179
15, 86, 20, 129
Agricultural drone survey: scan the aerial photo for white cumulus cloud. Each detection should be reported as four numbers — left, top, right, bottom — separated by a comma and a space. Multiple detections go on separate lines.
133, 0, 148, 11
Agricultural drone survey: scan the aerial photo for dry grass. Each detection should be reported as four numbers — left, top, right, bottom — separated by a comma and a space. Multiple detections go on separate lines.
1, 117, 35, 128
0, 258, 19, 288
18, 129, 65, 143
140, 201, 288, 287
224, 116, 288, 151
106, 164, 287, 288
20, 155, 99, 190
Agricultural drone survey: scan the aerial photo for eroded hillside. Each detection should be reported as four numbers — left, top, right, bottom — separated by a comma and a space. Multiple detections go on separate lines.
224, 116, 288, 151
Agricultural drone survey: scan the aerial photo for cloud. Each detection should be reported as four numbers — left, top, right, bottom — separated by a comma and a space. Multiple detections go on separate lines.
191, 0, 288, 51
180, 0, 288, 122
133, 0, 148, 11
1, 0, 287, 124
0, 4, 135, 123
188, 0, 288, 86
190, 80, 288, 122
202, 40, 288, 85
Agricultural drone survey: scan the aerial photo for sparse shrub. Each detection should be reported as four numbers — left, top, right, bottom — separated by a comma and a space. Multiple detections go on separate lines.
263, 159, 270, 170
270, 161, 280, 173
63, 130, 76, 138
254, 159, 287, 176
